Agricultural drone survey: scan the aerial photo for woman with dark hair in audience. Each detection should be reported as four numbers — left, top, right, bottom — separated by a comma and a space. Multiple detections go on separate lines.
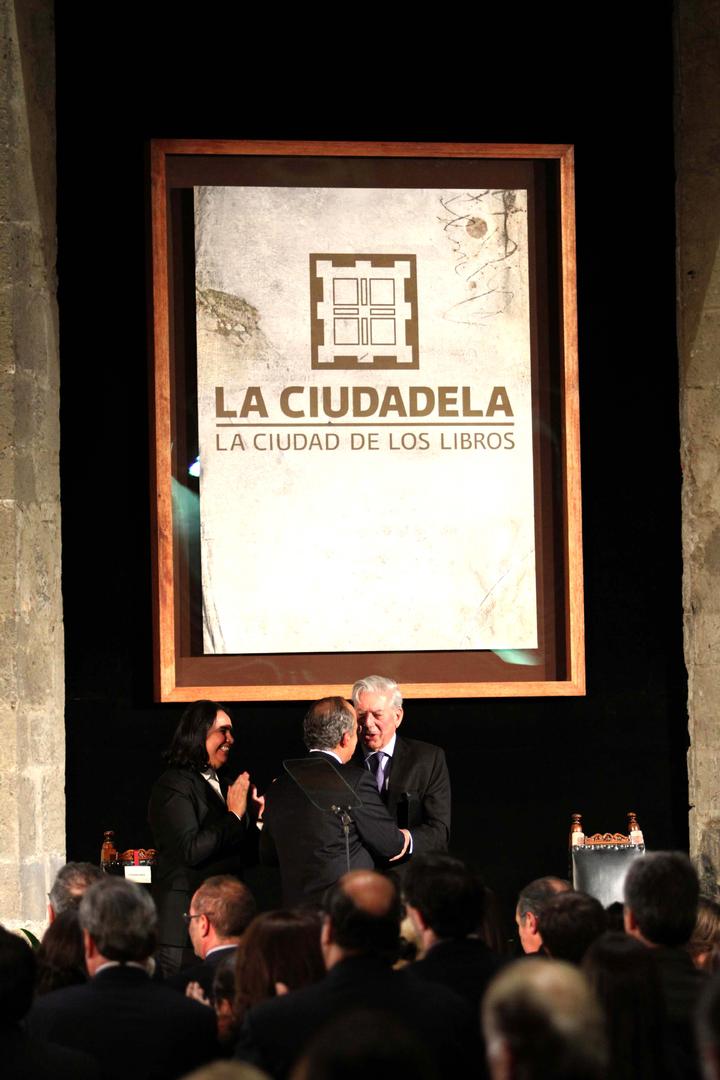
35, 908, 87, 995
233, 910, 325, 1030
148, 699, 262, 978
689, 896, 720, 973
478, 885, 512, 955
582, 930, 668, 1080
190, 950, 239, 1052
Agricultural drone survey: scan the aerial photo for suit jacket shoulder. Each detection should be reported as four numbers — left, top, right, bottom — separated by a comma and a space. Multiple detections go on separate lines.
235, 956, 476, 1078
28, 967, 218, 1080
261, 755, 404, 905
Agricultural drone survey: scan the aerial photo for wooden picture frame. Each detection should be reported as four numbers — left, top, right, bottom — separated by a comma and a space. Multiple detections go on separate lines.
149, 140, 583, 701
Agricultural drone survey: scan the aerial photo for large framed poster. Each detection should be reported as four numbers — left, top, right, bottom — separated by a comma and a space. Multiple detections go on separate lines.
149, 141, 583, 701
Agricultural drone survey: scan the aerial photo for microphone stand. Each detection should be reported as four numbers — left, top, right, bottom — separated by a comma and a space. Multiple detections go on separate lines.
331, 805, 353, 874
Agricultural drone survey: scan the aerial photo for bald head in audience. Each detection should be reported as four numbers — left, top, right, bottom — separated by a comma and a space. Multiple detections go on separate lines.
321, 869, 401, 969
482, 958, 607, 1080
515, 877, 572, 954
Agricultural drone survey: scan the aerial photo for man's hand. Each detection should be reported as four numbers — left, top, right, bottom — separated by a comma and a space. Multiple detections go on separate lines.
185, 981, 210, 1007
251, 784, 265, 821
227, 771, 250, 817
389, 828, 412, 862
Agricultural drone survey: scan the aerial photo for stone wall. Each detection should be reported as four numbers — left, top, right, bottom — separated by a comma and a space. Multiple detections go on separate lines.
0, 0, 64, 934
677, 0, 720, 893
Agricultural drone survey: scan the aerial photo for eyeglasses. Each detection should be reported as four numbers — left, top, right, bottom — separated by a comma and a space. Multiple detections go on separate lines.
182, 912, 206, 925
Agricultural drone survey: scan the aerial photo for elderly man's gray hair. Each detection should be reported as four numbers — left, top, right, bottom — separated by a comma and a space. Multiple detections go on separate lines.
482, 958, 607, 1080
49, 861, 104, 915
351, 676, 403, 709
79, 877, 158, 962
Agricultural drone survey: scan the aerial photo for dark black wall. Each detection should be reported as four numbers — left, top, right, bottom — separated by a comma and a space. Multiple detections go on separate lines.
56, 10, 684, 932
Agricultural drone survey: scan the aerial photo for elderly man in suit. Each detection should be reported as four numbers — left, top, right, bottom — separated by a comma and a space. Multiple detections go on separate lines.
260, 697, 410, 906
351, 675, 451, 869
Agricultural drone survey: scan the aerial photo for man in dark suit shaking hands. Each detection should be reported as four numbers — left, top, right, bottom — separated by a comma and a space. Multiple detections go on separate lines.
352, 675, 451, 867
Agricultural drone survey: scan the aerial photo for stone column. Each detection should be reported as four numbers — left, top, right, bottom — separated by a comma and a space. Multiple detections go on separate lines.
0, 0, 64, 935
677, 0, 720, 892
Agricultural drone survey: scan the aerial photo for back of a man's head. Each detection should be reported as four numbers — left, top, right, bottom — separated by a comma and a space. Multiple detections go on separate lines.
624, 851, 699, 947
404, 854, 485, 940
79, 877, 158, 963
325, 870, 401, 961
482, 957, 607, 1080
0, 926, 36, 1022
192, 875, 256, 939
538, 891, 606, 965
303, 697, 355, 752
517, 877, 571, 919
48, 861, 103, 916
515, 877, 572, 954
298, 1008, 436, 1080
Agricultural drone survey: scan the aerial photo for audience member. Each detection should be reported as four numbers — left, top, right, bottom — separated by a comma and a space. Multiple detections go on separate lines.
583, 930, 668, 1080
697, 972, 720, 1080
479, 885, 512, 955
624, 850, 705, 1078
27, 877, 219, 1080
404, 854, 503, 1007
184, 1065, 269, 1080
234, 870, 476, 1078
515, 876, 571, 954
293, 1008, 438, 1080
537, 890, 606, 964
689, 896, 720, 973
396, 910, 421, 965
35, 907, 87, 995
482, 957, 607, 1080
0, 924, 98, 1078
233, 910, 325, 1029
47, 861, 103, 921
166, 874, 256, 999
213, 950, 240, 1048
604, 900, 625, 931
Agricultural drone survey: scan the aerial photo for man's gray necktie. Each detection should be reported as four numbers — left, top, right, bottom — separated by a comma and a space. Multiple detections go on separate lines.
368, 751, 387, 793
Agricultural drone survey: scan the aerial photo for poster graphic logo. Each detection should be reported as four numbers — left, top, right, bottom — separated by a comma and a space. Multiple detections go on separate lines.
310, 253, 419, 369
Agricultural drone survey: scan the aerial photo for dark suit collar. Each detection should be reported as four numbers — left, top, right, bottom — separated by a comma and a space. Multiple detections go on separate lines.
326, 953, 394, 986
198, 767, 229, 806
355, 735, 405, 768
93, 964, 151, 985
310, 749, 344, 765
206, 944, 237, 961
